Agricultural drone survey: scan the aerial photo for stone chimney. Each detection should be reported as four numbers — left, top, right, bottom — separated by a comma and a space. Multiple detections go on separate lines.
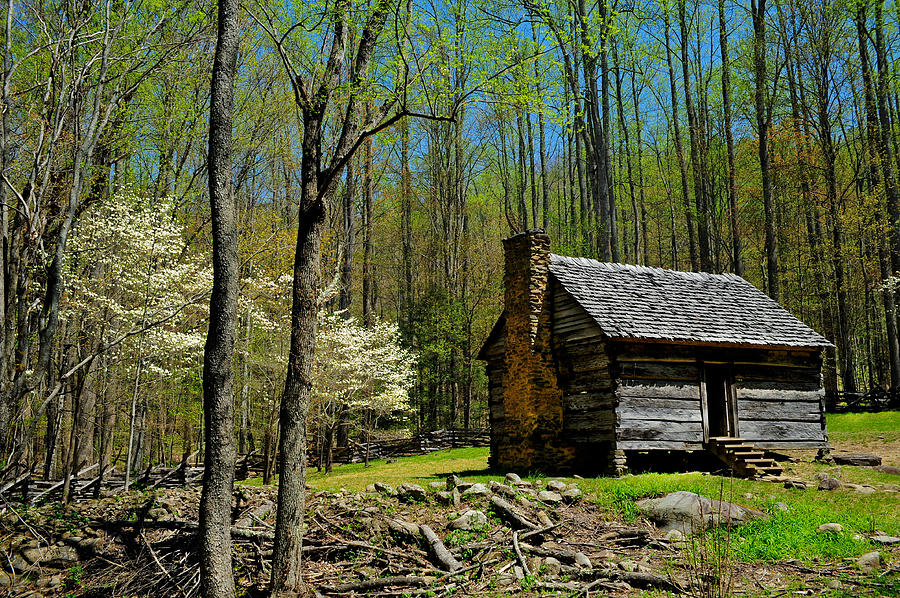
497, 230, 574, 472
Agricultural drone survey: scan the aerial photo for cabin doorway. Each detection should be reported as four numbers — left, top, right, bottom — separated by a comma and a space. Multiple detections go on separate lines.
702, 363, 737, 441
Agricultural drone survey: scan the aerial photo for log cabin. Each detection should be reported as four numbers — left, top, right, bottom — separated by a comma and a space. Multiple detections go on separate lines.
478, 230, 833, 476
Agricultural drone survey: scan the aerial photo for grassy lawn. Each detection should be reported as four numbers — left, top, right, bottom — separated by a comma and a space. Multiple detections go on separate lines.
828, 410, 900, 444
264, 412, 900, 565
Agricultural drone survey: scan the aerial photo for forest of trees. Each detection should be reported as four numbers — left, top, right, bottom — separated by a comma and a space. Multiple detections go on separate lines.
2, 0, 900, 509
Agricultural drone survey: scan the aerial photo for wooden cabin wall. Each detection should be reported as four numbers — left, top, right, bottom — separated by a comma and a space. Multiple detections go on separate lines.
732, 350, 827, 450
551, 283, 617, 470
610, 342, 827, 451
611, 343, 705, 450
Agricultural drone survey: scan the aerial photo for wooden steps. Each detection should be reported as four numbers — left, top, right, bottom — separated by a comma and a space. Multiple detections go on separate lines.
708, 436, 783, 478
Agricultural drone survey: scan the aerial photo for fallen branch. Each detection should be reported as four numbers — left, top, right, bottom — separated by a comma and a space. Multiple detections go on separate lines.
511, 531, 531, 577
419, 524, 462, 572
319, 575, 432, 594
490, 496, 538, 530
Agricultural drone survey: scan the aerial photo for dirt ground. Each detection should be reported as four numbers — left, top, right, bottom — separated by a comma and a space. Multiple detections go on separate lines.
1, 473, 897, 598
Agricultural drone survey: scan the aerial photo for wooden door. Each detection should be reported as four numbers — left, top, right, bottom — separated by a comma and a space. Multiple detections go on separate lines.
701, 363, 738, 441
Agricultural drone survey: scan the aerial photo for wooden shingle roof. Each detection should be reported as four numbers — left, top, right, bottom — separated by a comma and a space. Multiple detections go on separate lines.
549, 255, 832, 349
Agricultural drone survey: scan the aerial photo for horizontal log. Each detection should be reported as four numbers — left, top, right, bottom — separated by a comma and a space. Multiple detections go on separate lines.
733, 364, 820, 384
751, 440, 828, 450
564, 392, 615, 411
617, 420, 704, 442
616, 361, 700, 382
566, 410, 616, 431
616, 382, 701, 400
733, 380, 822, 393
735, 387, 823, 402
617, 440, 704, 450
616, 396, 701, 411
737, 399, 822, 421
738, 420, 826, 442
617, 406, 702, 423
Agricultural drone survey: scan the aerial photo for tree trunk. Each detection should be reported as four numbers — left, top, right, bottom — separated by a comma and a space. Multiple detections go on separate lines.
751, 0, 778, 300
719, 0, 742, 275
663, 3, 697, 271
199, 0, 240, 595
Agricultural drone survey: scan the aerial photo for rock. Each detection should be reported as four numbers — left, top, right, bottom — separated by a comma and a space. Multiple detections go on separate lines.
855, 485, 877, 495
783, 480, 807, 490
561, 488, 583, 503
8, 553, 30, 573
22, 547, 45, 565
818, 523, 843, 533
593, 549, 616, 561
664, 529, 685, 542
526, 556, 542, 576
365, 484, 376, 493
76, 537, 99, 553
513, 479, 533, 488
46, 546, 79, 568
537, 490, 563, 504
818, 477, 842, 490
546, 480, 568, 492
496, 573, 516, 586
827, 580, 842, 590
542, 556, 562, 576
874, 465, 900, 475
428, 481, 445, 491
774, 502, 790, 512
871, 535, 900, 545
573, 552, 592, 569
505, 473, 522, 484
21, 545, 78, 569
635, 491, 768, 534
397, 483, 427, 502
0, 571, 14, 586
374, 482, 396, 496
447, 475, 472, 491
449, 510, 488, 531
516, 496, 534, 509
883, 484, 899, 492
451, 487, 461, 507
833, 453, 882, 467
513, 565, 525, 580
461, 483, 490, 497
536, 511, 553, 527
147, 507, 170, 521
858, 551, 881, 571
435, 491, 455, 506
489, 481, 516, 496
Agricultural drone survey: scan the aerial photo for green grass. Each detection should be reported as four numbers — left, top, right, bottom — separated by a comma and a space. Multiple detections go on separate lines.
827, 410, 900, 444
304, 446, 496, 491
246, 412, 900, 565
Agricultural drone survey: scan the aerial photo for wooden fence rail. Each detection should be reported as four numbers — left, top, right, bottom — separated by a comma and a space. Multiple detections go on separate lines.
0, 429, 490, 503
825, 388, 900, 413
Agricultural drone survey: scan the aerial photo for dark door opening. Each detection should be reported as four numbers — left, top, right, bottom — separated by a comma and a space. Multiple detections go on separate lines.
703, 364, 736, 439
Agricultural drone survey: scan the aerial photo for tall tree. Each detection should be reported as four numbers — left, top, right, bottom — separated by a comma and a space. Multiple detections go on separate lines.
199, 0, 239, 595
751, 0, 779, 299
719, 0, 743, 275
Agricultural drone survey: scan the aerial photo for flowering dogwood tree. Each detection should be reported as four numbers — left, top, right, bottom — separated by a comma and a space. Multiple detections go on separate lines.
312, 313, 416, 470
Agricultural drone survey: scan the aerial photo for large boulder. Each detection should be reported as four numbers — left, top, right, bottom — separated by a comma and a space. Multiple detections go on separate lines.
636, 491, 768, 534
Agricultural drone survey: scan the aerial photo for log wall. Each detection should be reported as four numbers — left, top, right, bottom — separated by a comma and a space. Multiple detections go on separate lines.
551, 284, 617, 472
